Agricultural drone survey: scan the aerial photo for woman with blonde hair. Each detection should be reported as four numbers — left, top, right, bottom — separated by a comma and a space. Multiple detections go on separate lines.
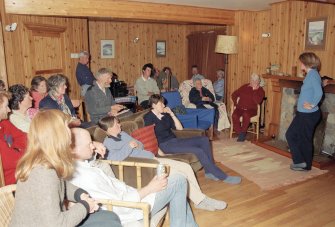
10, 109, 121, 227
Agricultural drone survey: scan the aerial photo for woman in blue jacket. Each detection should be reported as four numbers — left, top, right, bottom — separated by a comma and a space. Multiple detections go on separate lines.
286, 52, 323, 171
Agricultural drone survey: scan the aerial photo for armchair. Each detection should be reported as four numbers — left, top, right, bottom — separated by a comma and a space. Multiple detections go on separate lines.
0, 184, 15, 227
179, 79, 231, 131
98, 160, 169, 227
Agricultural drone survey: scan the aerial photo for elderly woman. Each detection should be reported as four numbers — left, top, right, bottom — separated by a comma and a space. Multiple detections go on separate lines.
144, 94, 241, 184
0, 91, 27, 185
30, 75, 48, 108
9, 84, 36, 133
39, 74, 84, 127
213, 69, 225, 101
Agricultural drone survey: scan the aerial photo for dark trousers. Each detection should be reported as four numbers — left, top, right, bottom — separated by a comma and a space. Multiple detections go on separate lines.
159, 136, 227, 180
196, 102, 219, 130
232, 107, 257, 134
78, 210, 122, 227
285, 110, 321, 170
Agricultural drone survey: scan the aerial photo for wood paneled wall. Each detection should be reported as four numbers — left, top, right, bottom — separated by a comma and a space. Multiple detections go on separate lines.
0, 18, 8, 87
88, 21, 224, 86
1, 0, 88, 98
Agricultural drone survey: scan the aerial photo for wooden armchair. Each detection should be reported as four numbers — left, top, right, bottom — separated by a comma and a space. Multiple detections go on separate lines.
98, 160, 169, 227
0, 154, 6, 187
229, 98, 261, 140
0, 184, 16, 227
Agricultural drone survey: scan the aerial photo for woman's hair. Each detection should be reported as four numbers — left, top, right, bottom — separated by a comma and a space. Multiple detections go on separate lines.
98, 115, 119, 131
148, 94, 165, 108
0, 91, 11, 105
47, 74, 68, 92
299, 52, 321, 71
31, 75, 47, 92
16, 109, 73, 181
8, 84, 29, 110
162, 67, 172, 74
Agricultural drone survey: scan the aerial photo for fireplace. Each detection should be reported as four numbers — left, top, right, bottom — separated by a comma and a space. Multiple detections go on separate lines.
254, 75, 335, 169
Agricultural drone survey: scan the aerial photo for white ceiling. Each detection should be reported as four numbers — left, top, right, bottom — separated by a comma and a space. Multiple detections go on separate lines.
133, 0, 285, 11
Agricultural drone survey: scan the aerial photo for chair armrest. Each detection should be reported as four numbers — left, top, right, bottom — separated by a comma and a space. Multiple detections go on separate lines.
172, 129, 205, 138
98, 199, 150, 227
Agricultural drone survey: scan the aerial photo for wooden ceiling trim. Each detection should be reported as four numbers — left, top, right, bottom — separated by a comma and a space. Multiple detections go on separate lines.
4, 0, 235, 25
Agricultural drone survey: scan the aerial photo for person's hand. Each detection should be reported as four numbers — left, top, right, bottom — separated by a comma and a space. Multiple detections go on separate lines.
129, 140, 138, 148
147, 92, 154, 96
163, 107, 173, 115
108, 109, 118, 116
202, 97, 210, 102
146, 174, 168, 193
303, 102, 314, 110
80, 193, 99, 213
92, 141, 106, 157
111, 104, 124, 112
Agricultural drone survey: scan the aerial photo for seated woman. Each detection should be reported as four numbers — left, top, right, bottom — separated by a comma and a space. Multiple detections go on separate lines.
39, 74, 91, 128
189, 78, 219, 130
0, 91, 27, 185
98, 116, 227, 211
144, 94, 241, 184
213, 69, 225, 101
70, 128, 198, 227
9, 84, 37, 133
157, 67, 179, 91
30, 75, 48, 109
10, 110, 121, 227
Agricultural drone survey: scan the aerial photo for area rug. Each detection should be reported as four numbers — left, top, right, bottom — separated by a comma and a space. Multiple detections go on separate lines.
213, 139, 328, 190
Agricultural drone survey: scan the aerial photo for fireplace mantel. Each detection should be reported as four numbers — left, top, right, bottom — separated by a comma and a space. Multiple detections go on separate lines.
262, 74, 335, 136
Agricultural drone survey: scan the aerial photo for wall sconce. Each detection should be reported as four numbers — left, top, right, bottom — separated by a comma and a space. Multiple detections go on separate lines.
5, 23, 17, 32
133, 37, 140, 43
261, 33, 271, 38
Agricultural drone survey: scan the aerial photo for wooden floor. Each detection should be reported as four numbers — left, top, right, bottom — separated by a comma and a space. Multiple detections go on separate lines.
163, 131, 335, 227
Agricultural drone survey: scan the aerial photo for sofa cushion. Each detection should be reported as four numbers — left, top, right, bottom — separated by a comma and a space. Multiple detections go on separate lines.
131, 125, 159, 155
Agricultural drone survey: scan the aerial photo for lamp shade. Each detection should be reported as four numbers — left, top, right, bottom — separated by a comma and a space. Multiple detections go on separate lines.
215, 35, 238, 54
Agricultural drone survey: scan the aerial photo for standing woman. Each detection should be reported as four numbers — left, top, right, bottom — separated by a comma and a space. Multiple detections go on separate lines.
10, 109, 121, 227
144, 94, 241, 184
285, 52, 323, 171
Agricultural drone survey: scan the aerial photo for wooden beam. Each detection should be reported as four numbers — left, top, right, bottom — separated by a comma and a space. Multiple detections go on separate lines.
4, 0, 235, 25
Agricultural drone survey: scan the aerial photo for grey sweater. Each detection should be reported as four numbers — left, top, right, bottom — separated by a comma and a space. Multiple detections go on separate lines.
85, 81, 116, 124
10, 166, 88, 227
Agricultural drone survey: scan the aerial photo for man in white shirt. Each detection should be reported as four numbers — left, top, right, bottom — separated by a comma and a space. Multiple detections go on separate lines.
69, 128, 198, 226
134, 64, 160, 109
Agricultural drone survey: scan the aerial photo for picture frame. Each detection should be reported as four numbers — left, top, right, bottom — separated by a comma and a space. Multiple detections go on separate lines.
156, 40, 166, 57
305, 17, 327, 50
101, 40, 115, 58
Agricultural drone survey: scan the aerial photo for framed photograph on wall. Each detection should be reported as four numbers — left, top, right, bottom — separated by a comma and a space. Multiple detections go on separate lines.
156, 40, 166, 57
305, 17, 327, 50
101, 40, 115, 58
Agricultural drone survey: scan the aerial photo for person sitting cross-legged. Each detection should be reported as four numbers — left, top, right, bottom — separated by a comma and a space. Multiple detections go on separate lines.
69, 128, 198, 227
98, 115, 227, 211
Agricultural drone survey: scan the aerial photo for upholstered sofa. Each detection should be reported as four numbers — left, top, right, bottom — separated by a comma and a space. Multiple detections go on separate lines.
87, 109, 204, 187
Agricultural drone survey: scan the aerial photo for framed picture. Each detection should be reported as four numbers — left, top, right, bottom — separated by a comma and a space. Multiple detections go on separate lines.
101, 40, 115, 58
305, 17, 327, 50
156, 40, 166, 57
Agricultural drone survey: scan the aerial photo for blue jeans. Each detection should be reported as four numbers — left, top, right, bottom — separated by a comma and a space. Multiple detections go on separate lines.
159, 136, 228, 180
151, 174, 198, 227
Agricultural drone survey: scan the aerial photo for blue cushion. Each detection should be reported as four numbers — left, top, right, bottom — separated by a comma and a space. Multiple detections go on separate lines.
161, 91, 182, 109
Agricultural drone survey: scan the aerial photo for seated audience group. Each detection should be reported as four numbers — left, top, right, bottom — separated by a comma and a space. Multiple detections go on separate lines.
0, 59, 259, 226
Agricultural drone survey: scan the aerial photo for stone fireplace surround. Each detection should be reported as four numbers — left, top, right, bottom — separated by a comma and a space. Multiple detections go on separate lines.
253, 75, 335, 169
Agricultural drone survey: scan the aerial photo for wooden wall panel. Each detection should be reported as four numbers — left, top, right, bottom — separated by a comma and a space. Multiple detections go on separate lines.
0, 17, 8, 87
1, 0, 88, 98
88, 21, 225, 86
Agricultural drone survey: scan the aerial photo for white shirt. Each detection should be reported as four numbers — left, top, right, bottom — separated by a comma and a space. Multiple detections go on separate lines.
69, 161, 156, 224
9, 110, 31, 133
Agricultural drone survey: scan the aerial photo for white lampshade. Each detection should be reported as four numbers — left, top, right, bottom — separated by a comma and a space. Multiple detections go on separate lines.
215, 35, 238, 54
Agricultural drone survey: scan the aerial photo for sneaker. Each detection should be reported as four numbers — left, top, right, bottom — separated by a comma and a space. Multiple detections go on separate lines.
223, 176, 242, 184
237, 132, 246, 142
205, 173, 219, 181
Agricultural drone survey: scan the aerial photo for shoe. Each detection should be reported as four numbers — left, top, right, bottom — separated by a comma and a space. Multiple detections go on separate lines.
290, 162, 307, 169
237, 133, 246, 142
290, 166, 307, 171
205, 173, 219, 181
223, 176, 242, 184
195, 197, 227, 211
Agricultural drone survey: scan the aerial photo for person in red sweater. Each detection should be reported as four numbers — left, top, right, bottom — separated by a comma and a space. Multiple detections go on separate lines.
231, 73, 265, 142
0, 91, 27, 185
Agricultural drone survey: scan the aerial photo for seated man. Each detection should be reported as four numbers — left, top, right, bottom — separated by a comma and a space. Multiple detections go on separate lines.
231, 73, 265, 142
98, 115, 229, 210
70, 128, 198, 227
0, 91, 27, 185
191, 65, 205, 81
134, 64, 160, 109
189, 78, 219, 130
85, 68, 129, 124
